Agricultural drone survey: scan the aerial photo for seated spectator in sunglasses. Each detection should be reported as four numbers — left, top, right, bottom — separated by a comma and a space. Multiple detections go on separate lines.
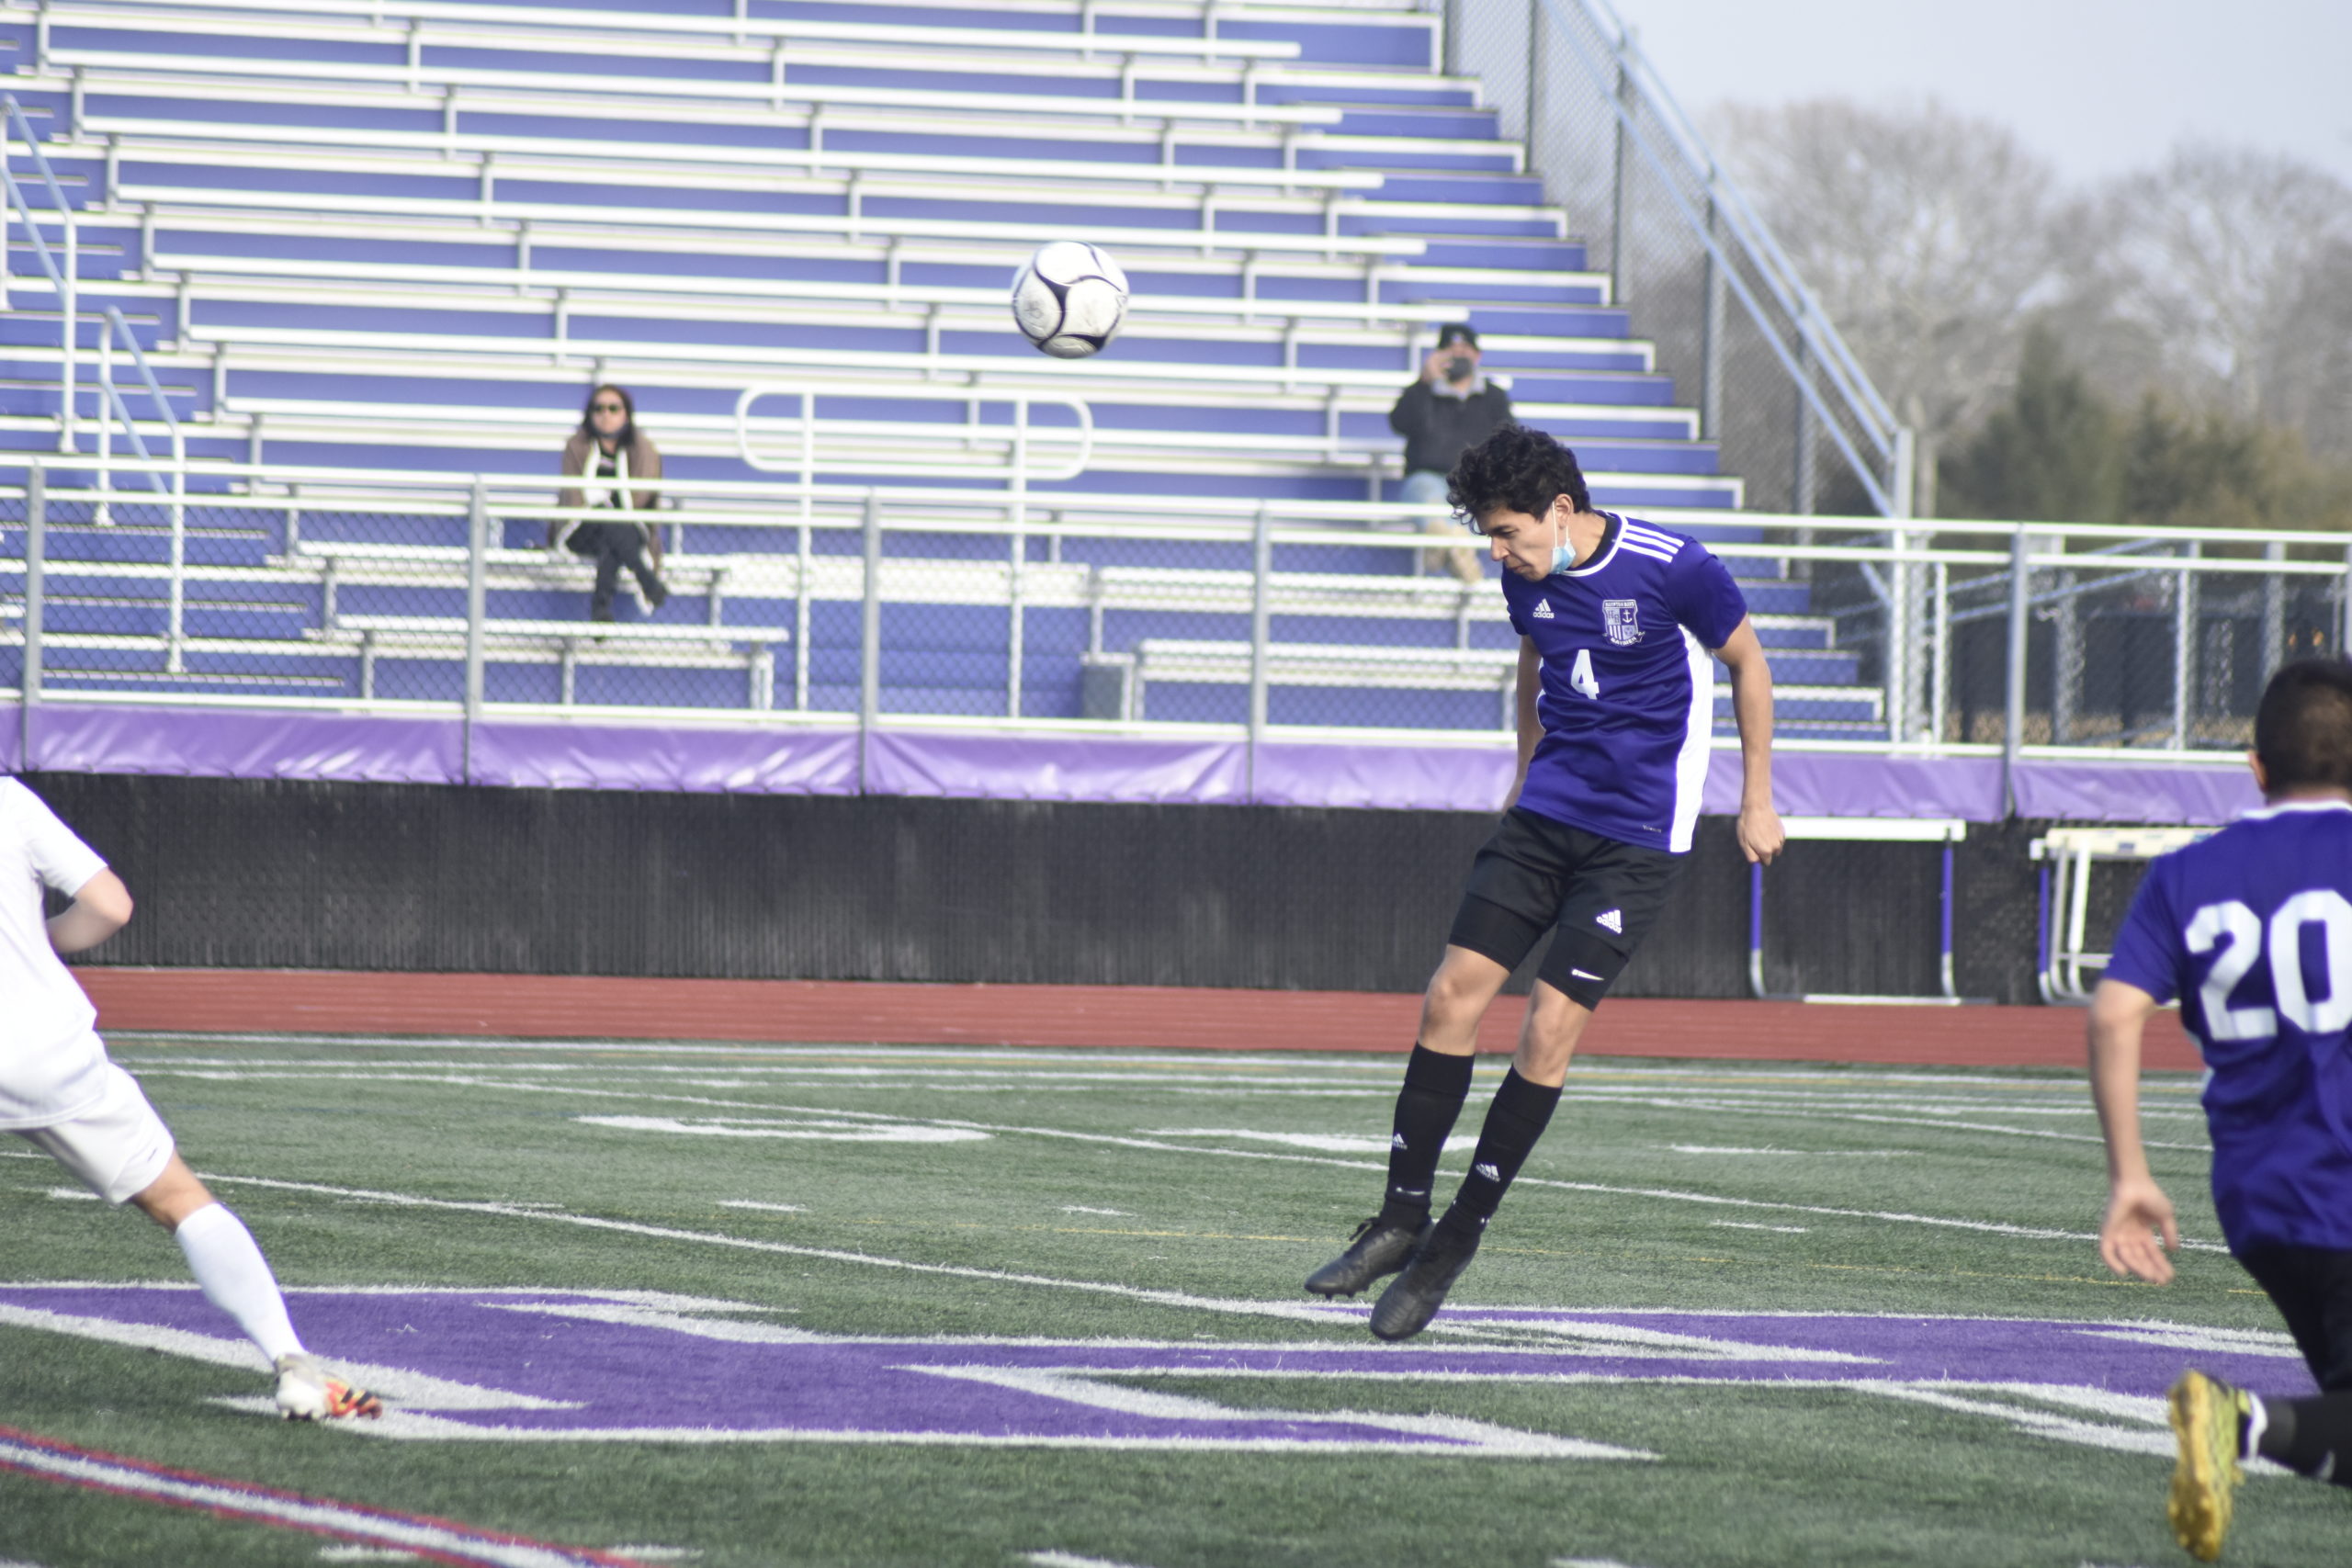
554, 385, 669, 621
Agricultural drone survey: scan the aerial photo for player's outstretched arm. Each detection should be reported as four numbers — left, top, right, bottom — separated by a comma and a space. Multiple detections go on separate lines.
2088, 976, 2179, 1284
48, 868, 133, 954
1713, 617, 1782, 864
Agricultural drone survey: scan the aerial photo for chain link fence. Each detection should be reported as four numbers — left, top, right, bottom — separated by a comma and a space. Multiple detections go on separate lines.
0, 493, 26, 709
1774, 521, 2351, 752
13, 466, 2351, 772
17, 483, 448, 708
1079, 519, 1515, 732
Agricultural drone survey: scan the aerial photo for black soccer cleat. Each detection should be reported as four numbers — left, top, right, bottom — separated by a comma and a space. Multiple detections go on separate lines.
1368, 1221, 1481, 1341
1304, 1214, 1430, 1299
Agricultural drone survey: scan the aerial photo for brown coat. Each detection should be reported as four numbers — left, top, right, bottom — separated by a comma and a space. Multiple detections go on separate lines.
554, 431, 662, 546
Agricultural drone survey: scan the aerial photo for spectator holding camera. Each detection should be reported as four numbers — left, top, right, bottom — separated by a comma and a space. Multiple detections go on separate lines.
554, 384, 669, 622
1389, 324, 1512, 583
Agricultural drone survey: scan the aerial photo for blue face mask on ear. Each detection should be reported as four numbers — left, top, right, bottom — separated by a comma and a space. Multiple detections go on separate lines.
1548, 513, 1577, 575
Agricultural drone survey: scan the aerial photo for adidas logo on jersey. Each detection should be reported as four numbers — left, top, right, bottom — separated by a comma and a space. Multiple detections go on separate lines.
1531, 600, 1555, 620
1596, 908, 1623, 933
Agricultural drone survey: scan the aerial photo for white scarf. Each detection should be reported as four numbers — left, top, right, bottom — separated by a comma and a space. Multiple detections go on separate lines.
577, 442, 631, 508
555, 442, 644, 549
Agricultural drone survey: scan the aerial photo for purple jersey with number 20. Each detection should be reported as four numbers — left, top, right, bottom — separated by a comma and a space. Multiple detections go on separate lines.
1499, 513, 1748, 855
2104, 800, 2352, 1253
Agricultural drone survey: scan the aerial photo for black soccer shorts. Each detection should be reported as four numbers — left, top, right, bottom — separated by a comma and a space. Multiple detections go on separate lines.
1444, 807, 1686, 1010
2237, 1246, 2352, 1391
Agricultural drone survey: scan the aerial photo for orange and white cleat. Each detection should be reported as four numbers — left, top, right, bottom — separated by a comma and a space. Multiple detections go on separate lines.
273, 1353, 385, 1421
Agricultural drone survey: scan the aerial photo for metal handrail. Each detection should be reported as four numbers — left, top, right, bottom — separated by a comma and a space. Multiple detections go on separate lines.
23, 457, 2352, 570
93, 304, 191, 667
96, 307, 182, 493
23, 454, 2352, 552
1539, 0, 1906, 513
8, 456, 2337, 775
1, 93, 77, 454
1585, 4, 1898, 440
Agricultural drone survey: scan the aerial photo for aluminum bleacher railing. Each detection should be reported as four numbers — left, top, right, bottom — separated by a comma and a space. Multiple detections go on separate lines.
1450, 0, 1911, 519
2, 93, 79, 454
5, 455, 2345, 815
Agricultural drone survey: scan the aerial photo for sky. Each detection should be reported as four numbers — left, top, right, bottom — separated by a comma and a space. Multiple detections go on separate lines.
1600, 0, 2352, 190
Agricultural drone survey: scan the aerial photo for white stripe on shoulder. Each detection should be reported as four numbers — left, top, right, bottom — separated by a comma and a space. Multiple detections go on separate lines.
1621, 525, 1684, 553
1618, 542, 1680, 564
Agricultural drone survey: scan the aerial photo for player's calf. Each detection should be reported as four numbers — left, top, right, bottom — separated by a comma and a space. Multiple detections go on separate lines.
1367, 1069, 1564, 1340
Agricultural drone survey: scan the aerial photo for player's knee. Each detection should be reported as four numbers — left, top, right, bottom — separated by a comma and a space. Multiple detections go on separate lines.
1523, 990, 1591, 1052
130, 1159, 216, 1231
1425, 950, 1503, 1018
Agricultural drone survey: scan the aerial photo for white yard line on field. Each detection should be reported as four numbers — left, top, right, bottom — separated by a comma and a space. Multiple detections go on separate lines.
1668, 1146, 1916, 1156
119, 1061, 2234, 1255
186, 1171, 1358, 1328
0, 1429, 637, 1567
1622, 1099, 2211, 1152
113, 1036, 2204, 1091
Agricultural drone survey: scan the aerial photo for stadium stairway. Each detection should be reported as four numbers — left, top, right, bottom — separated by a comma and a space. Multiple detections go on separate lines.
0, 0, 1883, 739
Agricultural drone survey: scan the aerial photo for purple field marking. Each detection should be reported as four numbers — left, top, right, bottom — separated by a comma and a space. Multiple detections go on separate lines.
0, 1286, 2313, 1453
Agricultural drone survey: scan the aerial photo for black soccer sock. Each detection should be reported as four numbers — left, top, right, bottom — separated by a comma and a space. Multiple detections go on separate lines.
2256, 1391, 2352, 1485
1381, 1044, 1476, 1226
1442, 1069, 1563, 1235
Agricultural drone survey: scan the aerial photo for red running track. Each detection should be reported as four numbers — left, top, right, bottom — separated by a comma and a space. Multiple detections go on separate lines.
77, 969, 2203, 1071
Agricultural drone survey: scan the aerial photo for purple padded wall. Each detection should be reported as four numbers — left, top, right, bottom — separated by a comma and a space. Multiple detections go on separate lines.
8, 702, 2262, 824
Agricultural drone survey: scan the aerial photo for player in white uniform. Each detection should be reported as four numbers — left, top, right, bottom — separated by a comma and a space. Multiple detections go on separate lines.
3, 778, 380, 1420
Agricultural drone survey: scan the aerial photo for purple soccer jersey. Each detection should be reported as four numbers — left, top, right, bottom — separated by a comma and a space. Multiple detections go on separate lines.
1499, 513, 1748, 853
2104, 800, 2352, 1253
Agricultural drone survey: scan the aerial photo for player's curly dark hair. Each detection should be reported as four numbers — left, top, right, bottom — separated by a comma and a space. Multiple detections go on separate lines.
2256, 658, 2352, 794
1444, 423, 1589, 525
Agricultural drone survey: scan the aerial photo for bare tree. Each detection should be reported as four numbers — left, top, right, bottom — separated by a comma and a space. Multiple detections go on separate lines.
2272, 235, 2352, 460
1711, 97, 2068, 515
2090, 145, 2352, 431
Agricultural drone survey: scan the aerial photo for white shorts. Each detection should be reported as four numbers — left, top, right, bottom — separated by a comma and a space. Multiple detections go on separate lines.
13, 1063, 176, 1205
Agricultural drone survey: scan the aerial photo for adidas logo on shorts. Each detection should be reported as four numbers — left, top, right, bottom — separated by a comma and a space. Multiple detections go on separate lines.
1596, 908, 1623, 933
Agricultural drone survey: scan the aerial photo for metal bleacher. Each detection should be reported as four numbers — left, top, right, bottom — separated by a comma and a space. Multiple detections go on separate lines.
0, 0, 1895, 738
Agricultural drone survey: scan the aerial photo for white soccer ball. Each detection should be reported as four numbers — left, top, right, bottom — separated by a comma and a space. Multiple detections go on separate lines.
1011, 241, 1129, 359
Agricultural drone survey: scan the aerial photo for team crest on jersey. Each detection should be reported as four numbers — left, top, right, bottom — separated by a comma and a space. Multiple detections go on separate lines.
1601, 599, 1642, 645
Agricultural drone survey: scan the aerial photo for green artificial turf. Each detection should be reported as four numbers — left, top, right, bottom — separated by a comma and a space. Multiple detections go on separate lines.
0, 1037, 2336, 1567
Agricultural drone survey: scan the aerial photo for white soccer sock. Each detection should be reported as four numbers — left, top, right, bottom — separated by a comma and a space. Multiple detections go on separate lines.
173, 1201, 306, 1363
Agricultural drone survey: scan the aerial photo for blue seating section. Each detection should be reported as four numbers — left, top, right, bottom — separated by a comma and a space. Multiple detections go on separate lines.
0, 0, 1883, 738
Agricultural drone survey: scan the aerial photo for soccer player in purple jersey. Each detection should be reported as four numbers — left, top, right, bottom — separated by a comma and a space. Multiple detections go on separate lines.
1304, 425, 1783, 1340
2093, 659, 2352, 1560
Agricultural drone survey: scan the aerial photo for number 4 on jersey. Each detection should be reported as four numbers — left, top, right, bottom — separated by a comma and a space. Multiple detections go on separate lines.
1569, 649, 1600, 700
